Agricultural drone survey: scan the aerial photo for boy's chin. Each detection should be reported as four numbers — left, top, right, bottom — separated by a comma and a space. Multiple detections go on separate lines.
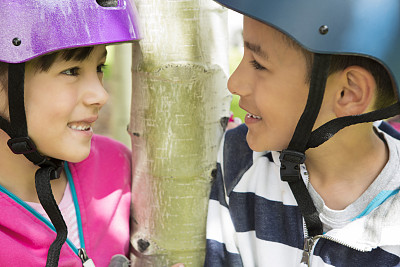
246, 135, 287, 153
246, 135, 268, 152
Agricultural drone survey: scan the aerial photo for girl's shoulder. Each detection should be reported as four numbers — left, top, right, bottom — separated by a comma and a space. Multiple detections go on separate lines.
68, 134, 132, 182
89, 134, 132, 164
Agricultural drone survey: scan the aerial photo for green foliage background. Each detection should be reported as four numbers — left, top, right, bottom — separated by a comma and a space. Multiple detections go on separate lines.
229, 46, 246, 122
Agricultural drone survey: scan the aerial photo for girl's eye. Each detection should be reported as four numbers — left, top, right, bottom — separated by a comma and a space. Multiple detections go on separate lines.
97, 64, 107, 73
62, 67, 80, 76
250, 60, 266, 71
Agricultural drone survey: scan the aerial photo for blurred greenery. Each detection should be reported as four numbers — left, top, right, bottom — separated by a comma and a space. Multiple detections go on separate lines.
230, 94, 246, 122
103, 45, 114, 79
229, 46, 246, 122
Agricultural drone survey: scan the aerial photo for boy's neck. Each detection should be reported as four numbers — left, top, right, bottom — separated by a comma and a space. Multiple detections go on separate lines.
0, 130, 67, 204
304, 123, 389, 210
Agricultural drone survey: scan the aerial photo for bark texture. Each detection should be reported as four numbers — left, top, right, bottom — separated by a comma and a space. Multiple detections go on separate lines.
129, 0, 230, 266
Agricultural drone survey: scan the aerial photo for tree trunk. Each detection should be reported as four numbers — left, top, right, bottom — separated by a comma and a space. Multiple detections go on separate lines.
129, 0, 230, 266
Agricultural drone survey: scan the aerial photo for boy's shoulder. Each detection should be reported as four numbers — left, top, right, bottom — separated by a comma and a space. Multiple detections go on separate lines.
222, 124, 254, 195
378, 121, 400, 140
224, 123, 249, 150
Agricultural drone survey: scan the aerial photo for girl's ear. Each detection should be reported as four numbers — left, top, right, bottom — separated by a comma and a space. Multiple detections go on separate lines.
334, 66, 376, 117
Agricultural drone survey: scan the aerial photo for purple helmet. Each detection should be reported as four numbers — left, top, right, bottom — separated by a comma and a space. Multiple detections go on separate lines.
0, 0, 141, 63
0, 1, 141, 264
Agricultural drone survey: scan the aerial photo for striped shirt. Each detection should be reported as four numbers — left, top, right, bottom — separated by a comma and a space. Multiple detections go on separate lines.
205, 121, 400, 266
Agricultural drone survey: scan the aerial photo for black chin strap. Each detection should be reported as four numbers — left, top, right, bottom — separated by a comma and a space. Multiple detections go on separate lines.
35, 166, 67, 266
307, 102, 400, 149
280, 53, 331, 237
1, 63, 67, 267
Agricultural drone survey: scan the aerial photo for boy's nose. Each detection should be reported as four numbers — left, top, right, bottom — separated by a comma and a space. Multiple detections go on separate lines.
227, 59, 251, 97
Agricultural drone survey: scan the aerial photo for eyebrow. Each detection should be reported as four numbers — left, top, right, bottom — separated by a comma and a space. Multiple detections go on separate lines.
244, 41, 268, 59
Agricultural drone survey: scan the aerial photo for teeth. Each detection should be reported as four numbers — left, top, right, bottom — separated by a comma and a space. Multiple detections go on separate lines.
247, 113, 262, 119
68, 123, 92, 131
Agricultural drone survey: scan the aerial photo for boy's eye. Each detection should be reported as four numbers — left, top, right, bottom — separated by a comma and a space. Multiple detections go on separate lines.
97, 64, 107, 73
250, 60, 266, 71
61, 67, 79, 76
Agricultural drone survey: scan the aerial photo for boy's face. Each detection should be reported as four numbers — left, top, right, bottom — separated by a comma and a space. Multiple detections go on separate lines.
229, 17, 312, 152
23, 45, 109, 162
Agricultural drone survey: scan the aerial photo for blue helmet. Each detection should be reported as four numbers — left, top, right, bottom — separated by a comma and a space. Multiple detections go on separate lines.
217, 0, 400, 97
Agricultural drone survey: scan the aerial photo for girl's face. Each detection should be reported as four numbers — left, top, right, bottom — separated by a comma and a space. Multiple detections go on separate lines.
24, 45, 109, 162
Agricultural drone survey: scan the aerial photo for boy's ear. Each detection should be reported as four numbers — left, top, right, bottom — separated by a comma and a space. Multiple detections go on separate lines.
334, 66, 376, 117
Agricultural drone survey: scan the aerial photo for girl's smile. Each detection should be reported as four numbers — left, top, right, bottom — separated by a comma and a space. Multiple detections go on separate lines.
23, 45, 109, 162
67, 116, 98, 136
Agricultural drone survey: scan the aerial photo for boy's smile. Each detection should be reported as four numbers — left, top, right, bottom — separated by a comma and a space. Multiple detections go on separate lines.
23, 45, 109, 162
229, 16, 311, 152
244, 112, 262, 124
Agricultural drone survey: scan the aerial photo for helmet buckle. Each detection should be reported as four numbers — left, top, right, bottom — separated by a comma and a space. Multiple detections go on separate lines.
7, 136, 37, 154
279, 149, 306, 183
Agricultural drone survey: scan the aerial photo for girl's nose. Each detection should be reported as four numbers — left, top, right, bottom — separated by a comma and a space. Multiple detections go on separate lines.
83, 77, 109, 108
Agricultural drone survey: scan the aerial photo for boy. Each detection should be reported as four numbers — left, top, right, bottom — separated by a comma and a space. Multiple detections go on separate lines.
205, 0, 400, 266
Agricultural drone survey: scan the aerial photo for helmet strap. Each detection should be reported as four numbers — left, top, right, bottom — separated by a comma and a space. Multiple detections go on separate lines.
307, 101, 400, 149
35, 166, 68, 267
280, 53, 332, 237
8, 63, 28, 137
3, 63, 66, 266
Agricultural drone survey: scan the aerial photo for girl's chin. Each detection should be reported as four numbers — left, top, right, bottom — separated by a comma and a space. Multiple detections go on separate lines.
65, 148, 91, 163
48, 147, 91, 163
65, 155, 90, 163
30, 134, 92, 163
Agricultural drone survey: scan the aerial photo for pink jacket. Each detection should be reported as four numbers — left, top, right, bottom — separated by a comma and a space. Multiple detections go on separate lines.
0, 135, 132, 266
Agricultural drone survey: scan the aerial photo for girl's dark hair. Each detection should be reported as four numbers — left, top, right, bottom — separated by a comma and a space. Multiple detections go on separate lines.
0, 46, 94, 92
31, 46, 94, 72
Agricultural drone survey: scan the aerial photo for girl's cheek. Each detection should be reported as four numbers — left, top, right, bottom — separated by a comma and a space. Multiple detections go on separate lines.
0, 100, 9, 120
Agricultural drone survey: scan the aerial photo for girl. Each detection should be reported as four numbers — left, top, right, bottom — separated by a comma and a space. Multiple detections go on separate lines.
0, 0, 140, 266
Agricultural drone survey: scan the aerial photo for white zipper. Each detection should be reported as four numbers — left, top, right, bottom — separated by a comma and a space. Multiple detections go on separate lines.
299, 166, 368, 266
301, 233, 369, 266
79, 248, 96, 267
301, 236, 315, 265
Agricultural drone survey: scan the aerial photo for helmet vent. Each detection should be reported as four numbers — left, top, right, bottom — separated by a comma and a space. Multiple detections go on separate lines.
96, 0, 119, 7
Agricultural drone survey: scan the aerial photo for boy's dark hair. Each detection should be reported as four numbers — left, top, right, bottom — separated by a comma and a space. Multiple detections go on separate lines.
329, 55, 395, 110
0, 46, 94, 92
283, 35, 396, 110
